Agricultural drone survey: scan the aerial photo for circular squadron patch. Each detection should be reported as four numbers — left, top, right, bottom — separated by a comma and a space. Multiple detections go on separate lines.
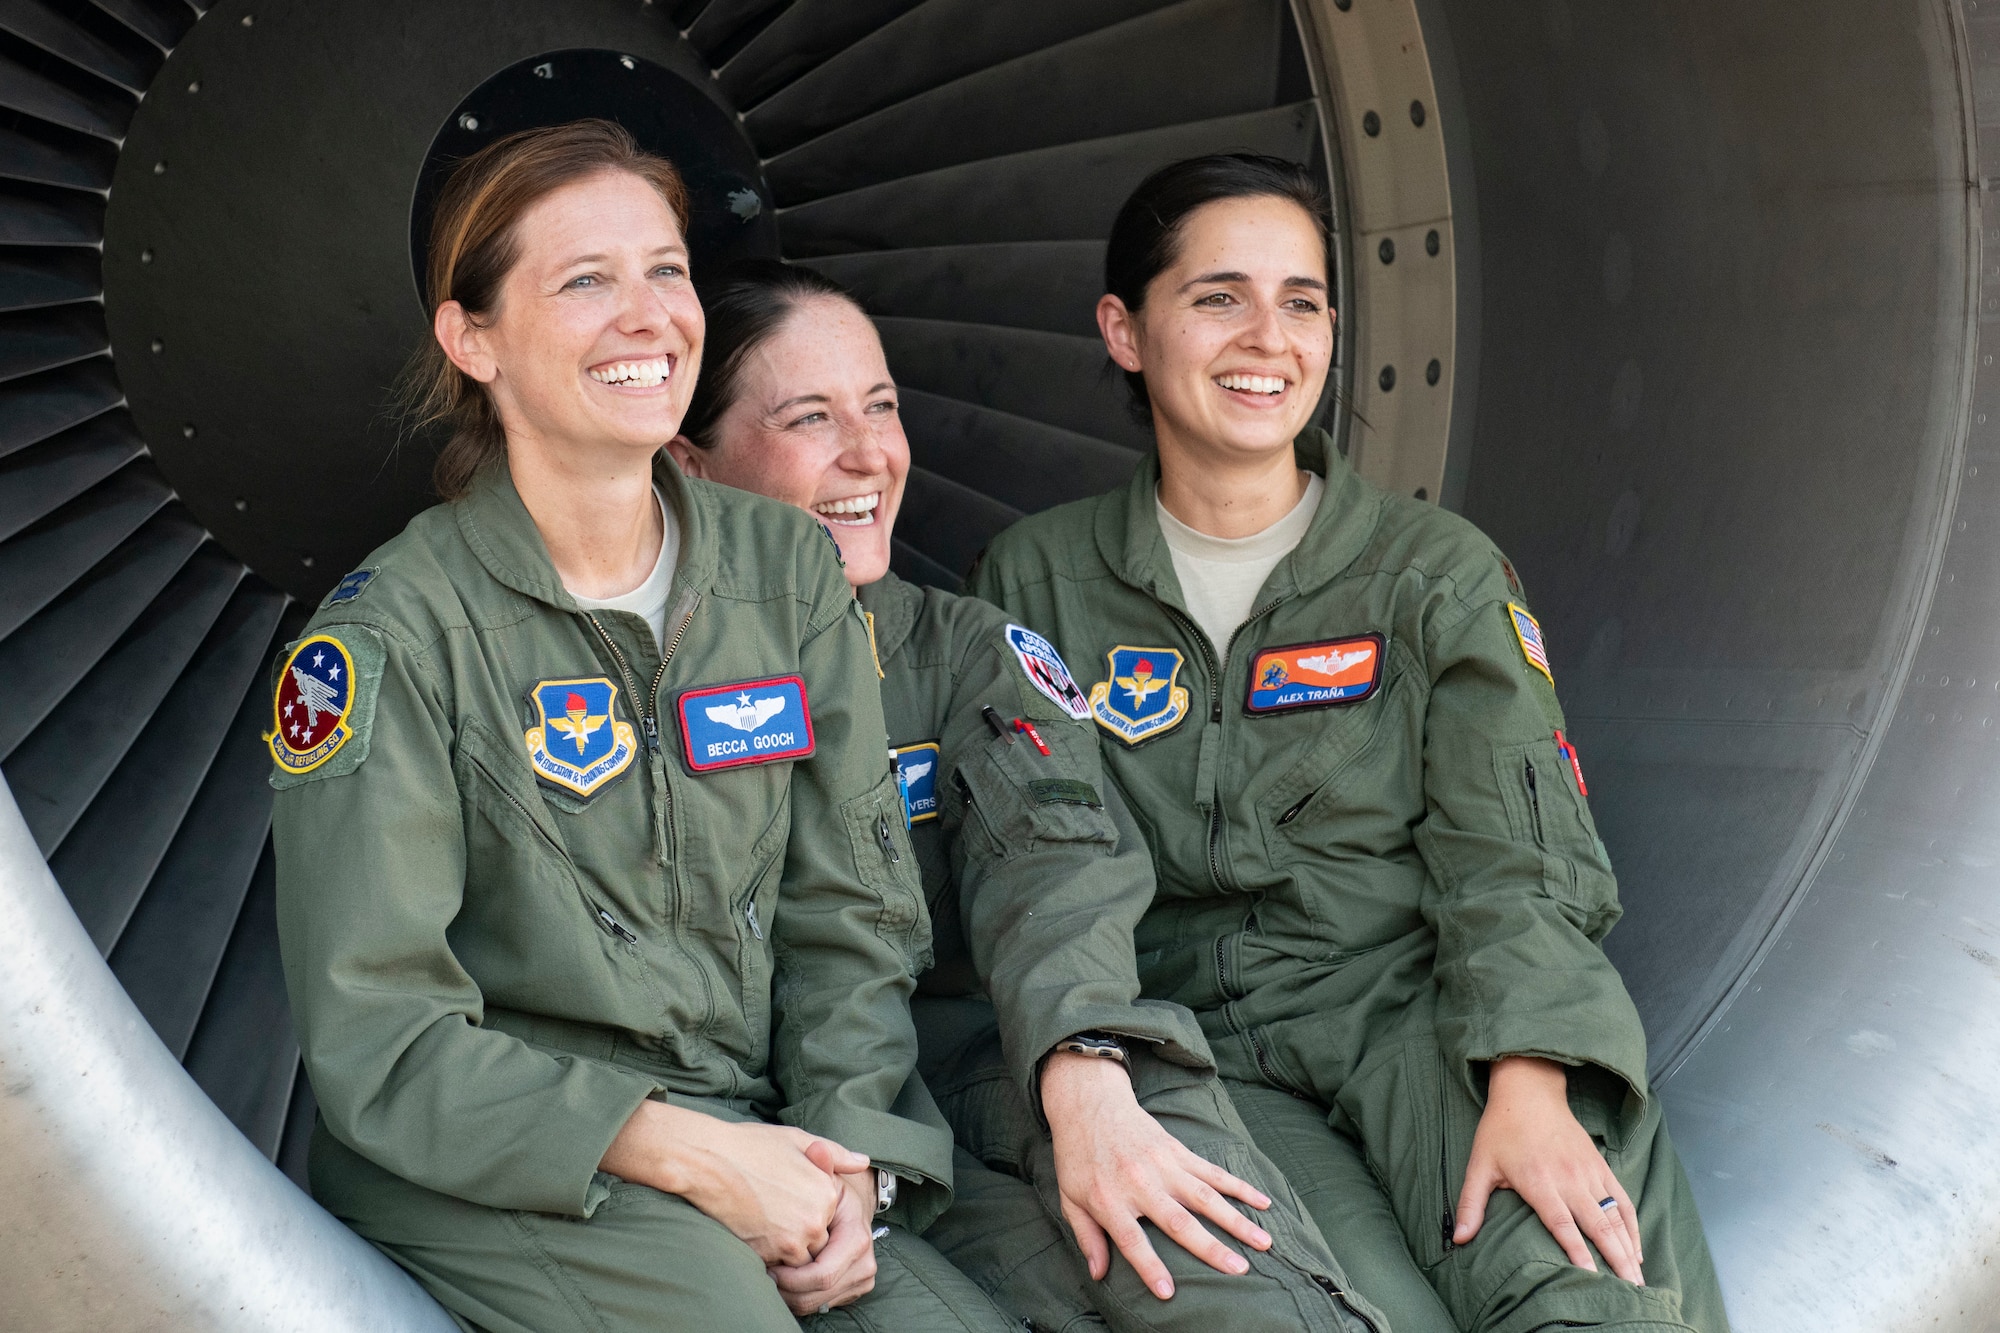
270, 635, 357, 774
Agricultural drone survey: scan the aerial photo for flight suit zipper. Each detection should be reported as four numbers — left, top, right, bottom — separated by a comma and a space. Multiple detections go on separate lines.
585, 595, 700, 864
1310, 1275, 1383, 1332
1524, 756, 1544, 843
1162, 605, 1231, 893
466, 749, 641, 946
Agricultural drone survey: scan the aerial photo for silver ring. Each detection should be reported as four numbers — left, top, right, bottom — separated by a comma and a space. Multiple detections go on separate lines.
1597, 1196, 1619, 1212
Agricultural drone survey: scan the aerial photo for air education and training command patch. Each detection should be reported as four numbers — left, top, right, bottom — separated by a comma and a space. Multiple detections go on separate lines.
1245, 635, 1384, 714
1005, 624, 1090, 721
893, 740, 941, 825
1089, 646, 1191, 745
270, 635, 358, 774
1508, 603, 1555, 685
525, 677, 638, 798
678, 676, 815, 774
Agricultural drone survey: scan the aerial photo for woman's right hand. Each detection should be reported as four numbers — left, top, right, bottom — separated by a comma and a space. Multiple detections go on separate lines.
600, 1100, 868, 1266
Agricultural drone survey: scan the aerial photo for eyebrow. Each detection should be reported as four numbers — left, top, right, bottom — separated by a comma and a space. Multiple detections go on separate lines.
559, 244, 687, 267
1180, 270, 1329, 293
768, 383, 897, 415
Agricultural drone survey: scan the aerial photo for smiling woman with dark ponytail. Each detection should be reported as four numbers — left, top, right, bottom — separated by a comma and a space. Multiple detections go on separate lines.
972, 152, 1730, 1333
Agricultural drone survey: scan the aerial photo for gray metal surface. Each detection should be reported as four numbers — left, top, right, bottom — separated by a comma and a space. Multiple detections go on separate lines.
0, 771, 457, 1333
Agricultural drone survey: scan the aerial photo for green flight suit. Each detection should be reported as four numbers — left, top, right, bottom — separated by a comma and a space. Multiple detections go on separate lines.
271, 464, 1014, 1333
970, 431, 1730, 1333
858, 572, 1386, 1333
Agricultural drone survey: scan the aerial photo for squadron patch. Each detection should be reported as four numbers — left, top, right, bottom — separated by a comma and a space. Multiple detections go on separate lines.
270, 635, 359, 774
892, 740, 941, 825
1245, 636, 1384, 714
324, 568, 377, 607
1004, 624, 1090, 720
1088, 646, 1191, 744
677, 676, 814, 774
1508, 604, 1554, 684
524, 677, 638, 797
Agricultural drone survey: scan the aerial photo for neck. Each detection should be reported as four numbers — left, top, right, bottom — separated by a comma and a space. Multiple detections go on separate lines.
1154, 427, 1309, 539
506, 431, 663, 600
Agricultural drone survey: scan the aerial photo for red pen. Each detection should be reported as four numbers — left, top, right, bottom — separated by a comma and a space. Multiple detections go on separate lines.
1013, 718, 1051, 755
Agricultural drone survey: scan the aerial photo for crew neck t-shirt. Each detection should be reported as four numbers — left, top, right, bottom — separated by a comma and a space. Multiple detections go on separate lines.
1156, 472, 1324, 661
567, 488, 676, 650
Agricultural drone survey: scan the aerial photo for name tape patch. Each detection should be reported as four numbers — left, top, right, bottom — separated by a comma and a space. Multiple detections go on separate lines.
1508, 604, 1554, 684
678, 676, 815, 773
1089, 646, 1191, 744
270, 634, 357, 774
1005, 624, 1090, 721
525, 677, 638, 797
1245, 635, 1384, 714
893, 740, 941, 825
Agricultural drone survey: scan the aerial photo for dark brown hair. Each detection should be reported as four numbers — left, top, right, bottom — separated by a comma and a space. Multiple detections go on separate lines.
678, 259, 865, 450
400, 119, 691, 500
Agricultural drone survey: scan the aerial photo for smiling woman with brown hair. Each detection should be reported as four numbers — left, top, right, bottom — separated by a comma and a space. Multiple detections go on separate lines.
268, 120, 1016, 1333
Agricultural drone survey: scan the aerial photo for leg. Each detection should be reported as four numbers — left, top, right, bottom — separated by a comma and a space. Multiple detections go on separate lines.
311, 1121, 800, 1333
805, 1221, 1027, 1333
926, 1027, 1385, 1333
1334, 1033, 1730, 1333
1224, 1079, 1459, 1333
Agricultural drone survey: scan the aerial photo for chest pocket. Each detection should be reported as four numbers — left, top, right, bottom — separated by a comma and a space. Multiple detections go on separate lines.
840, 769, 933, 974
1256, 663, 1405, 866
954, 726, 1118, 860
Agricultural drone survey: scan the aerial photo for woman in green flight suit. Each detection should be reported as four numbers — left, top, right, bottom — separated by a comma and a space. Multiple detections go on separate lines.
970, 155, 1731, 1332
666, 260, 1383, 1333
268, 121, 1018, 1332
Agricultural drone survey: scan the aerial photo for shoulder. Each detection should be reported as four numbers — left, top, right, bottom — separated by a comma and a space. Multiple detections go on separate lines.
975, 493, 1114, 593
1348, 487, 1517, 614
689, 479, 851, 624
299, 502, 477, 658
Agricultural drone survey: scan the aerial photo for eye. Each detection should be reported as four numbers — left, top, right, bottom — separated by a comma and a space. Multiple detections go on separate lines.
1285, 297, 1324, 314
565, 273, 599, 290
652, 263, 685, 280
866, 398, 898, 415
1195, 291, 1236, 307
789, 410, 830, 428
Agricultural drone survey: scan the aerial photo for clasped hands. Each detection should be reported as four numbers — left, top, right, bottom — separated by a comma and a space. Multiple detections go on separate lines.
600, 1100, 884, 1315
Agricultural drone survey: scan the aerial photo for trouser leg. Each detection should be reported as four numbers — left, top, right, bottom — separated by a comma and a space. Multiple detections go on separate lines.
1333, 1033, 1730, 1333
923, 1024, 1386, 1333
1224, 1079, 1459, 1333
804, 1222, 1026, 1333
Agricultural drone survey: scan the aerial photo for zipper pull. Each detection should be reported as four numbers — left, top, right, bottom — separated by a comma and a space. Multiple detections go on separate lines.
1277, 793, 1311, 825
876, 813, 901, 863
745, 901, 763, 940
642, 714, 660, 754
597, 909, 638, 944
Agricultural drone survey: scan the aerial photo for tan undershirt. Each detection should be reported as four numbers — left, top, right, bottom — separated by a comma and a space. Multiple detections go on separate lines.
1156, 472, 1324, 662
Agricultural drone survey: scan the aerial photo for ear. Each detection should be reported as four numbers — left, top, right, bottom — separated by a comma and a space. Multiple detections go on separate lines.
663, 434, 707, 478
434, 300, 498, 384
1097, 293, 1144, 374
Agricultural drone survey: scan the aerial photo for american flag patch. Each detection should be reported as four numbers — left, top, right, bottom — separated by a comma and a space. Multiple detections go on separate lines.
1508, 604, 1554, 684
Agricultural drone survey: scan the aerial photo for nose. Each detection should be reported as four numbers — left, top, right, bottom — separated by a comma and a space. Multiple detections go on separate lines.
1240, 297, 1288, 355
839, 415, 891, 475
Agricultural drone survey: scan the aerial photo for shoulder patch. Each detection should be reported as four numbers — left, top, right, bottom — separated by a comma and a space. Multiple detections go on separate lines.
817, 521, 845, 568
1004, 624, 1090, 720
1245, 636, 1383, 715
323, 567, 377, 608
1089, 646, 1191, 744
892, 740, 941, 825
1496, 555, 1523, 598
268, 629, 385, 785
525, 677, 638, 798
677, 676, 815, 774
1508, 603, 1555, 684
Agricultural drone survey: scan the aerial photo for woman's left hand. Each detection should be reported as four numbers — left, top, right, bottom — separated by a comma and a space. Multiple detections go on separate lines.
1452, 1055, 1645, 1285
766, 1165, 880, 1315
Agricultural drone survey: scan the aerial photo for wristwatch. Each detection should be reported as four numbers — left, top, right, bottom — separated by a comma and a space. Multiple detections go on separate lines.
1052, 1031, 1131, 1066
874, 1167, 897, 1216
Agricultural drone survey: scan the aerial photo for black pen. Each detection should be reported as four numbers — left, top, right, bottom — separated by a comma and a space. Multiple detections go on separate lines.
981, 705, 1013, 742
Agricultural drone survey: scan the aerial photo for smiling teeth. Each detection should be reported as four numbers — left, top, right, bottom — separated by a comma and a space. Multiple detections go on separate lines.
591, 357, 672, 387
1217, 373, 1286, 395
814, 493, 879, 525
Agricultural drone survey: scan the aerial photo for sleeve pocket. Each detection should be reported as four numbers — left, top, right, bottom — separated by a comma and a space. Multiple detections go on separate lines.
840, 770, 933, 974
956, 729, 1119, 857
1491, 738, 1619, 934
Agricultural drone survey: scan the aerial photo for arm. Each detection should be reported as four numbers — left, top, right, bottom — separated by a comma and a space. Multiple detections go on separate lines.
272, 623, 659, 1217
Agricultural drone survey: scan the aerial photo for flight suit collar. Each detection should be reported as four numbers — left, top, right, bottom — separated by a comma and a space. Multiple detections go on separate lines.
453, 454, 716, 611
858, 571, 924, 664
1095, 428, 1381, 606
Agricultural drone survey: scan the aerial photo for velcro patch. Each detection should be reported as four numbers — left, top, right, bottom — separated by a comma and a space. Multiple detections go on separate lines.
270, 634, 360, 774
1508, 603, 1554, 684
678, 676, 814, 773
1245, 635, 1383, 714
1089, 645, 1191, 745
893, 740, 941, 825
1028, 777, 1102, 809
1004, 624, 1090, 721
525, 677, 638, 798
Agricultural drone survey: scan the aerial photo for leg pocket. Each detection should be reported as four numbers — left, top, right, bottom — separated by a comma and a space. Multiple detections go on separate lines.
1333, 1035, 1480, 1273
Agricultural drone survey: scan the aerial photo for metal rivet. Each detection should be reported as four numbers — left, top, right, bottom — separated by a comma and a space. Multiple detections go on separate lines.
302, 555, 315, 568
233, 498, 248, 512
140, 248, 153, 264
149, 338, 163, 353
1414, 487, 1428, 501
1379, 365, 1397, 392
533, 61, 554, 78
1410, 100, 1427, 127
1362, 110, 1381, 137
181, 423, 195, 438
458, 113, 480, 131
1334, 0, 1351, 8
1426, 358, 1442, 386
1426, 229, 1440, 257
186, 80, 199, 93
240, 13, 253, 25
1378, 237, 1396, 264
620, 55, 636, 70
152, 161, 166, 175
